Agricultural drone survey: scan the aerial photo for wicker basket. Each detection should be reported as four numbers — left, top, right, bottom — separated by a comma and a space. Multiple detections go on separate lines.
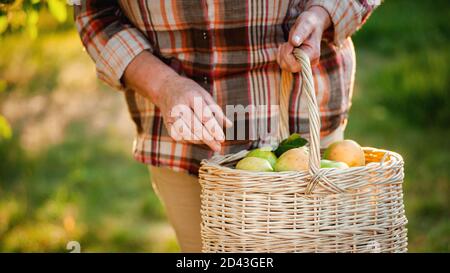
199, 50, 408, 253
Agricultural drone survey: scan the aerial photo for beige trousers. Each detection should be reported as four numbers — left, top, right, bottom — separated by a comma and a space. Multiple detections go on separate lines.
149, 122, 346, 252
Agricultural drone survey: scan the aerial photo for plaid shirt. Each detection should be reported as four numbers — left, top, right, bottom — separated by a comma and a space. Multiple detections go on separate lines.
75, 0, 378, 175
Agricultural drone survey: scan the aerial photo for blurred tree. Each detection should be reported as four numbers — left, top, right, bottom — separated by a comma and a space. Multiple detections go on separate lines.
0, 0, 67, 38
0, 0, 69, 141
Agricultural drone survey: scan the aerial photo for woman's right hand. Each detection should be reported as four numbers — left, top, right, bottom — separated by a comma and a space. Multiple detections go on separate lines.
154, 75, 232, 152
123, 51, 231, 152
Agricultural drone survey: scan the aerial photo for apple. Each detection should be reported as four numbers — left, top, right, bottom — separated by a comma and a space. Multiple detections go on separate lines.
320, 159, 349, 169
323, 140, 365, 167
246, 146, 277, 167
274, 147, 309, 172
235, 157, 274, 172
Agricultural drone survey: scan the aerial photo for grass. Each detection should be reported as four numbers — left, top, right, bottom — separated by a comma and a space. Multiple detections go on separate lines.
0, 0, 449, 252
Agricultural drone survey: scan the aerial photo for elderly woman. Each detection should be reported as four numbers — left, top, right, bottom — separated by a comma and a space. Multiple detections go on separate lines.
75, 0, 378, 252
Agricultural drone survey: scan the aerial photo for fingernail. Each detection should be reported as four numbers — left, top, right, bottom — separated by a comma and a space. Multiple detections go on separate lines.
292, 35, 301, 46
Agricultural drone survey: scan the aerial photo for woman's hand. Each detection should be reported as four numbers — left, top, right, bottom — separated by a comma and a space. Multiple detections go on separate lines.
123, 51, 231, 152
277, 6, 332, 72
154, 75, 232, 152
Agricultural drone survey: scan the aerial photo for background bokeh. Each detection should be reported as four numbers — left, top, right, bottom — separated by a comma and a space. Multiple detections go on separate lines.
0, 0, 448, 252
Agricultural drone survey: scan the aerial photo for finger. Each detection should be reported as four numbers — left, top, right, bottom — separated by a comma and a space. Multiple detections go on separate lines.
279, 43, 302, 72
202, 105, 226, 142
169, 116, 193, 142
289, 15, 314, 47
278, 43, 291, 70
202, 92, 233, 129
166, 121, 183, 142
179, 108, 202, 141
167, 120, 201, 145
279, 54, 289, 71
190, 96, 226, 142
178, 112, 221, 151
193, 114, 222, 151
186, 109, 222, 152
277, 45, 291, 71
298, 34, 321, 64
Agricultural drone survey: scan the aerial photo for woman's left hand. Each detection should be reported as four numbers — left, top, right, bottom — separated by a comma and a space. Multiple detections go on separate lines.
277, 6, 332, 72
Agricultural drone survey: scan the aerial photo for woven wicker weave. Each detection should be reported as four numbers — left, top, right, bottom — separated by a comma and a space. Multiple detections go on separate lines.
199, 49, 408, 253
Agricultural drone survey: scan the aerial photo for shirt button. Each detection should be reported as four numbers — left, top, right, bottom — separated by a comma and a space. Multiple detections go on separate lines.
203, 31, 208, 40
203, 76, 208, 84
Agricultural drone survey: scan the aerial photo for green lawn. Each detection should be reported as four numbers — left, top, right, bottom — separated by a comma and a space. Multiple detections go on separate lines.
0, 0, 448, 252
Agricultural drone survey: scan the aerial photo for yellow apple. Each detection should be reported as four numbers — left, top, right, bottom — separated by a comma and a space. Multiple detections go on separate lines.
274, 147, 309, 172
323, 140, 365, 167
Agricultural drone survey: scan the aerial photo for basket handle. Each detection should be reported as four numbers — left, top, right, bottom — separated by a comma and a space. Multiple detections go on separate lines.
279, 49, 321, 193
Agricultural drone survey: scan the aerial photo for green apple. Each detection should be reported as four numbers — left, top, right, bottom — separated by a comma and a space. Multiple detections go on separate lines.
320, 159, 349, 169
246, 146, 277, 167
236, 157, 273, 172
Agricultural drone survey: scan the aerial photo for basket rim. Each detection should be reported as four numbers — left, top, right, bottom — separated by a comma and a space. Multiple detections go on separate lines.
199, 147, 404, 195
200, 146, 404, 177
